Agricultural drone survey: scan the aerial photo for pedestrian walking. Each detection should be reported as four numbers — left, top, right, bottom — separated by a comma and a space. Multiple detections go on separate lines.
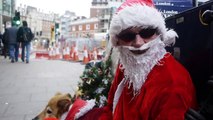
3, 23, 19, 63
17, 21, 34, 63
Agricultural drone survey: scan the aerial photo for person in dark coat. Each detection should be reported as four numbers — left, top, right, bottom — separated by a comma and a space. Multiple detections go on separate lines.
17, 21, 34, 63
3, 23, 19, 63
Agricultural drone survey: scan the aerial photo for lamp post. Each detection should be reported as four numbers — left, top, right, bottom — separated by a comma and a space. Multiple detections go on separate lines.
10, 0, 13, 25
108, 7, 116, 30
0, 0, 2, 31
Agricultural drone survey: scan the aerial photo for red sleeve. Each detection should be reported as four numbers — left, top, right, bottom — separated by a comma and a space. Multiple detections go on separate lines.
149, 86, 197, 120
147, 55, 198, 120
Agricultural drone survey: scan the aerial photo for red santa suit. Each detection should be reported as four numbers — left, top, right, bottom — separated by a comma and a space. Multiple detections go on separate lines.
65, 53, 197, 120
65, 0, 198, 119
105, 53, 197, 120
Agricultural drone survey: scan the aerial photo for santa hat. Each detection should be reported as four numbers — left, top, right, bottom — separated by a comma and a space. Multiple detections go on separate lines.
109, 0, 177, 46
65, 99, 95, 120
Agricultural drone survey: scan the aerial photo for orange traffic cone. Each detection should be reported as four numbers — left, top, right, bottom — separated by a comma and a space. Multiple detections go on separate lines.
93, 47, 97, 60
88, 50, 92, 62
62, 47, 66, 60
48, 47, 54, 60
55, 44, 61, 60
73, 46, 79, 61
65, 46, 70, 60
83, 46, 89, 64
52, 48, 56, 60
70, 45, 74, 60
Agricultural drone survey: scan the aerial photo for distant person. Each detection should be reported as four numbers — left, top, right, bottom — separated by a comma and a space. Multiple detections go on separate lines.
3, 23, 19, 63
2, 30, 9, 59
17, 21, 34, 63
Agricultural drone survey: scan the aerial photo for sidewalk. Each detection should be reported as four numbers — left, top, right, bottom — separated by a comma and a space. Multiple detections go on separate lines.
0, 55, 85, 120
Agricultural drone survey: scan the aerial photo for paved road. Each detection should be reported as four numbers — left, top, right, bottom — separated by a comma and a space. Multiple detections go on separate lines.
0, 56, 85, 120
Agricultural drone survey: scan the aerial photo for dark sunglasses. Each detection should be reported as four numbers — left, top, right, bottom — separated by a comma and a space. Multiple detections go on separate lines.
117, 28, 158, 42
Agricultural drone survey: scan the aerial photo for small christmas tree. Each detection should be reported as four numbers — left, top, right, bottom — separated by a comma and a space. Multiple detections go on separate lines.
78, 55, 113, 107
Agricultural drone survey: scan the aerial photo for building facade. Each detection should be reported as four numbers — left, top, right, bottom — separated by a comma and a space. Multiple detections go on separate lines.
59, 11, 76, 40
16, 3, 57, 43
0, 0, 16, 32
69, 17, 99, 38
90, 0, 124, 33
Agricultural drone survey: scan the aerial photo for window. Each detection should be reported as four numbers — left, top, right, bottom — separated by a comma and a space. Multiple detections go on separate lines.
86, 24, 90, 30
94, 24, 98, 29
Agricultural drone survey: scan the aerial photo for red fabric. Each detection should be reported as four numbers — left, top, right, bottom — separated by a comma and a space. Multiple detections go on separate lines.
78, 107, 112, 120
117, 0, 154, 12
111, 53, 197, 120
66, 53, 197, 120
65, 99, 87, 120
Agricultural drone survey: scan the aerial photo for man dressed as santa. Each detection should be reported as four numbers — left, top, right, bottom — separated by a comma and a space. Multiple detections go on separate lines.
66, 0, 197, 119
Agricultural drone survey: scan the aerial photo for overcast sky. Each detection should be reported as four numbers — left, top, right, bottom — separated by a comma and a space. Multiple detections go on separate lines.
16, 0, 210, 17
16, 0, 92, 17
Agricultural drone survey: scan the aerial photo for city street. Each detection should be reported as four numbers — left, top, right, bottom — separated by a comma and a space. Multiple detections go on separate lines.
0, 55, 85, 120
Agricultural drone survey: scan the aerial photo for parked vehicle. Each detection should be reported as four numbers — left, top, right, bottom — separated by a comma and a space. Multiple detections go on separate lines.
165, 1, 213, 119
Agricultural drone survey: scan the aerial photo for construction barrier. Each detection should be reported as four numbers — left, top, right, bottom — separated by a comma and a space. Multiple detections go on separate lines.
63, 46, 70, 60
35, 51, 49, 59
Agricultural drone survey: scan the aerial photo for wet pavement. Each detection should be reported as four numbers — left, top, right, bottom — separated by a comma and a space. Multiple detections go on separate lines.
0, 56, 85, 120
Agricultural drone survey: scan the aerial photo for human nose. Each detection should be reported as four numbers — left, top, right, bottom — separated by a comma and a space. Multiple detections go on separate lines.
132, 34, 145, 48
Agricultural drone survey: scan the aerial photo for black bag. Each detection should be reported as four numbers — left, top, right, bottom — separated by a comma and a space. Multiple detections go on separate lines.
17, 27, 33, 42
22, 27, 33, 42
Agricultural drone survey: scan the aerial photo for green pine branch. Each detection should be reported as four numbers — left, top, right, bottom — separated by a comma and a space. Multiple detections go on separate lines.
78, 56, 114, 107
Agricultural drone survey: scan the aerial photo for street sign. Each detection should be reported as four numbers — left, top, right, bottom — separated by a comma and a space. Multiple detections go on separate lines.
154, 0, 194, 17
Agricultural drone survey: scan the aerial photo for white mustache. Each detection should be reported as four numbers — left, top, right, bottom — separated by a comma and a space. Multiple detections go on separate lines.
121, 36, 163, 51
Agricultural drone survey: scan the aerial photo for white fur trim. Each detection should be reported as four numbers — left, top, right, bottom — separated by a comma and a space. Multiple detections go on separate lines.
110, 4, 166, 46
162, 29, 178, 46
113, 79, 125, 113
74, 99, 96, 120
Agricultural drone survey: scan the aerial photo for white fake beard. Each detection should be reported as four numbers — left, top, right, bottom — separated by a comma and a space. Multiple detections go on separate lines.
118, 37, 167, 95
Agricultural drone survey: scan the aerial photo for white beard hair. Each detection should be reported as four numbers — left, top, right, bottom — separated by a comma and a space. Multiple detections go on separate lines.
118, 37, 167, 96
